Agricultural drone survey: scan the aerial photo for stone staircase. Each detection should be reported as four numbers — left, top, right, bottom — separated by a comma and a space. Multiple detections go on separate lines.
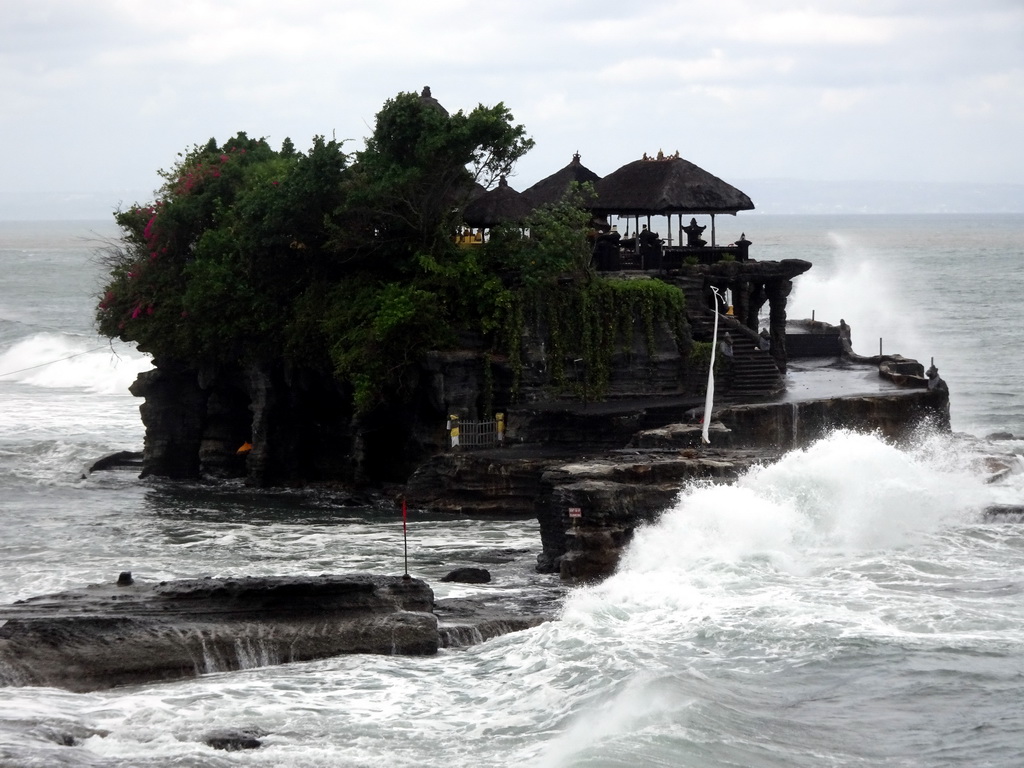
674, 275, 783, 398
724, 330, 783, 397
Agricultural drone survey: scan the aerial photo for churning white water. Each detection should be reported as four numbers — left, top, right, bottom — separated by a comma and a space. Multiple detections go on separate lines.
2, 216, 1024, 767
0, 333, 148, 395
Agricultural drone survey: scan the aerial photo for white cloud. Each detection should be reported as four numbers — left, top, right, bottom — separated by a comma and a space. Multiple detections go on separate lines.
819, 88, 870, 113
726, 9, 897, 46
2, 0, 1023, 213
599, 49, 797, 86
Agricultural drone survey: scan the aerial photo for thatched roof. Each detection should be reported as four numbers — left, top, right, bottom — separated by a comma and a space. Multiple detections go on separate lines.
463, 176, 533, 228
462, 179, 486, 203
522, 153, 601, 207
592, 153, 754, 215
419, 86, 448, 117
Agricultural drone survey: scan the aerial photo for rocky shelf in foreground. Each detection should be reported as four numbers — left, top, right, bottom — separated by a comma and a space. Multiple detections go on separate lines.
0, 573, 548, 692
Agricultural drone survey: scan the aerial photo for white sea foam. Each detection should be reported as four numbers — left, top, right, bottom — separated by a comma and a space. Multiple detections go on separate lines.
3, 216, 1024, 768
559, 431, 1005, 651
534, 431, 1024, 765
0, 332, 150, 394
788, 232, 929, 361
618, 431, 986, 576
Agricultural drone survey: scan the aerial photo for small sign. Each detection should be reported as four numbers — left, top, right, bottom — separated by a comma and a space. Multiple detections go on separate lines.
568, 507, 582, 518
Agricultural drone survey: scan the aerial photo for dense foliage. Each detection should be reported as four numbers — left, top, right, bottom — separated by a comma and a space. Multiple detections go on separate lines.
97, 90, 689, 412
97, 132, 347, 363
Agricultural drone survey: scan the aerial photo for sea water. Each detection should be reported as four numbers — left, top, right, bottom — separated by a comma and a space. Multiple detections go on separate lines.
1, 215, 1023, 767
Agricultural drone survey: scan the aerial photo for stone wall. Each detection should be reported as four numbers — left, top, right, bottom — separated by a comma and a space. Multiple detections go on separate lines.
716, 388, 951, 450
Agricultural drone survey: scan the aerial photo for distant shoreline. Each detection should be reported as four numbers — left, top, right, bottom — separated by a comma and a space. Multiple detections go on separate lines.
3, 180, 1024, 221
3, 212, 1024, 227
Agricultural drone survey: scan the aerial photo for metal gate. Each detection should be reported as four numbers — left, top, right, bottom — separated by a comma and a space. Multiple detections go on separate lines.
448, 413, 505, 449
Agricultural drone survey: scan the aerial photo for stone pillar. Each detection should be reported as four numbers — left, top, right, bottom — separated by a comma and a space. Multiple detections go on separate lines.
734, 280, 753, 332
244, 362, 279, 487
765, 278, 793, 374
197, 366, 251, 479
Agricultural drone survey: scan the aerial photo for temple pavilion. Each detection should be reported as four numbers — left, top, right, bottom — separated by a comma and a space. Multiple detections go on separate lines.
463, 148, 811, 385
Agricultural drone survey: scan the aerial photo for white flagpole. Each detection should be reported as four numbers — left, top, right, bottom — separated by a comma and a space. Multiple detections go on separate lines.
701, 287, 722, 445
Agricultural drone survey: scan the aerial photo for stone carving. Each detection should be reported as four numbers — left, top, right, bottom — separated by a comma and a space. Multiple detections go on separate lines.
683, 217, 707, 247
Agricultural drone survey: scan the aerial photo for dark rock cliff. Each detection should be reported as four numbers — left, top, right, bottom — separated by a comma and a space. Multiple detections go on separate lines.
128, 291, 695, 487
0, 575, 437, 691
126, 260, 813, 489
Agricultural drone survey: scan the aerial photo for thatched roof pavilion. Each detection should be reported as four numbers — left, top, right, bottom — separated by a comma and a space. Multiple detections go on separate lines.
592, 152, 753, 245
522, 153, 601, 207
463, 176, 533, 229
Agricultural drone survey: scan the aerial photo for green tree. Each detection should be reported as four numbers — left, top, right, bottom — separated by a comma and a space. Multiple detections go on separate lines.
97, 132, 348, 363
485, 182, 596, 290
336, 91, 534, 271
97, 90, 537, 413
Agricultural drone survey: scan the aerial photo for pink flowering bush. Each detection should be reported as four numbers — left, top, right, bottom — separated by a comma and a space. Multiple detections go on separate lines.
96, 132, 316, 358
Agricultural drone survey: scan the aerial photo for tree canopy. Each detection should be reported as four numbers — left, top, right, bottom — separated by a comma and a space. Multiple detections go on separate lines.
97, 89, 688, 413
97, 92, 539, 409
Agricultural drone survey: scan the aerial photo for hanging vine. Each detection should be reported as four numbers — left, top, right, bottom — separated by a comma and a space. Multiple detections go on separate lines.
506, 274, 688, 400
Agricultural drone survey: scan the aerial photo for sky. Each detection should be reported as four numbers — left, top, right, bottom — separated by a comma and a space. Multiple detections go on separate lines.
2, 0, 1023, 218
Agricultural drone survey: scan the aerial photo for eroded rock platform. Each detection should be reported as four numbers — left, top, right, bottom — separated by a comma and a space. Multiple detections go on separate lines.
0, 574, 437, 691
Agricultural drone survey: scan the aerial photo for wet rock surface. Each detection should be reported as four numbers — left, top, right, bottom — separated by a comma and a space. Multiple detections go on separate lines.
0, 572, 560, 692
0, 574, 438, 692
441, 567, 492, 583
205, 727, 266, 751
404, 375, 951, 582
434, 596, 551, 648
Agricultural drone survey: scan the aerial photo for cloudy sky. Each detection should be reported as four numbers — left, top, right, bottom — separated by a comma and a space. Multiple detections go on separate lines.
2, 0, 1022, 218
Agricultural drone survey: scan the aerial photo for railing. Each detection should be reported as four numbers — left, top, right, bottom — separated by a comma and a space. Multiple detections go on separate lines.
661, 245, 749, 267
593, 241, 751, 272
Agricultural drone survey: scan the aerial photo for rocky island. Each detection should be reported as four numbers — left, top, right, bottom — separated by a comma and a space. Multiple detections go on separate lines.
0, 88, 951, 691
95, 88, 947, 576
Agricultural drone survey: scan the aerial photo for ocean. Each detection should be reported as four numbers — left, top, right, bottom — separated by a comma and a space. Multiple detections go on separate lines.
1, 214, 1023, 767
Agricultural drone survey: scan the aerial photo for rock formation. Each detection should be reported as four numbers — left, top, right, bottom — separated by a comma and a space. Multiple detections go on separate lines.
0, 574, 437, 691
122, 259, 814, 490
0, 572, 557, 692
105, 256, 954, 590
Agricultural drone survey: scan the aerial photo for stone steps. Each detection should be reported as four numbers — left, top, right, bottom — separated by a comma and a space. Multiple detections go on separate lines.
673, 276, 782, 397
726, 332, 783, 395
